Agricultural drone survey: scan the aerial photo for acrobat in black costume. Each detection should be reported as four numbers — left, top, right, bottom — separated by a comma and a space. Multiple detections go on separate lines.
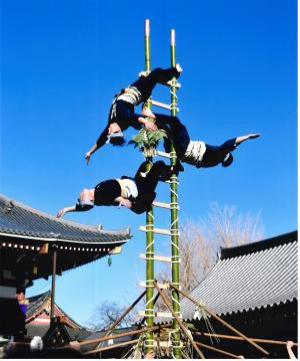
56, 161, 172, 218
85, 66, 182, 163
85, 66, 259, 169
151, 113, 260, 169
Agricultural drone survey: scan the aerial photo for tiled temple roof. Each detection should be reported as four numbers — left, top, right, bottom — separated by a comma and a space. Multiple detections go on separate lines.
180, 231, 297, 319
0, 194, 131, 244
0, 194, 131, 278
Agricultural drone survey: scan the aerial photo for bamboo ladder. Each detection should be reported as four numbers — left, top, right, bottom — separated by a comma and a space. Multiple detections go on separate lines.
138, 19, 182, 358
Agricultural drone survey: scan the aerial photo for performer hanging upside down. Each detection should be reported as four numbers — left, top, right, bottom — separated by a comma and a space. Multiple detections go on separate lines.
85, 65, 182, 164
142, 112, 260, 169
56, 161, 172, 218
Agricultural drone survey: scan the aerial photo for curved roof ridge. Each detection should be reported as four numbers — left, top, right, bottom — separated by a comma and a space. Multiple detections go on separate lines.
220, 231, 297, 260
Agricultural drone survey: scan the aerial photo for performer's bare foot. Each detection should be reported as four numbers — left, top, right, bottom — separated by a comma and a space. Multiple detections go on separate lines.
176, 63, 183, 73
138, 70, 150, 78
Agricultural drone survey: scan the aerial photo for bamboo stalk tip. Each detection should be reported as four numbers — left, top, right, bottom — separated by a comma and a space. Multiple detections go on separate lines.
145, 19, 150, 36
171, 29, 176, 45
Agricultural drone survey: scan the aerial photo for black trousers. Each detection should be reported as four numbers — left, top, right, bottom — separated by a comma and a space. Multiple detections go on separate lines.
153, 114, 191, 157
130, 161, 171, 214
108, 67, 181, 128
131, 67, 181, 103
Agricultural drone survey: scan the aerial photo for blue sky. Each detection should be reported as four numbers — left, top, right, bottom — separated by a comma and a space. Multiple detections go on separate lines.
1, 0, 297, 326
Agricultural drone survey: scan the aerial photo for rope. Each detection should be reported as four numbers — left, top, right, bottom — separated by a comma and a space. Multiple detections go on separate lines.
171, 240, 179, 251
170, 187, 178, 198
171, 294, 181, 309
144, 279, 155, 287
146, 213, 154, 223
171, 255, 181, 264
168, 327, 182, 358
170, 89, 178, 99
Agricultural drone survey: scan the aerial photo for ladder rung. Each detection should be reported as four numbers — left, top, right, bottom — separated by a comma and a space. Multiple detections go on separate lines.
139, 226, 171, 236
152, 201, 171, 209
139, 253, 171, 263
139, 281, 169, 289
163, 179, 179, 184
153, 341, 172, 347
154, 340, 183, 348
151, 100, 171, 110
138, 311, 174, 318
139, 281, 182, 290
154, 150, 171, 159
152, 201, 180, 210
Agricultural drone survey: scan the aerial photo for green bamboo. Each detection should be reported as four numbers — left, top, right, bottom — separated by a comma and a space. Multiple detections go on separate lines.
170, 29, 182, 358
144, 18, 155, 356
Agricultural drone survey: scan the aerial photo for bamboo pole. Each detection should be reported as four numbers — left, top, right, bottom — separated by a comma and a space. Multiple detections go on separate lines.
169, 28, 182, 359
139, 291, 160, 326
144, 18, 155, 356
171, 284, 269, 356
195, 341, 242, 359
154, 282, 205, 359
193, 331, 298, 347
84, 339, 138, 355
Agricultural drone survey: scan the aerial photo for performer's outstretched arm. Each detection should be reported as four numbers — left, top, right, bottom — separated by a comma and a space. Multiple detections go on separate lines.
235, 134, 260, 146
56, 203, 94, 218
85, 125, 110, 164
56, 205, 76, 218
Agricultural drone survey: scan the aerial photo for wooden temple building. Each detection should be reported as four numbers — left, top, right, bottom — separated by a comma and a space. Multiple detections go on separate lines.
0, 194, 131, 352
25, 291, 91, 341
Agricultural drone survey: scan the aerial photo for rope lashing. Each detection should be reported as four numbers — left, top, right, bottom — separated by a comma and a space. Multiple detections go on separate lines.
170, 202, 179, 210
170, 228, 179, 236
145, 279, 155, 287
171, 255, 180, 264
145, 224, 154, 231
171, 294, 181, 309
145, 288, 157, 307
168, 327, 182, 358
171, 239, 179, 248
145, 308, 155, 315
170, 188, 178, 199
171, 218, 179, 227
144, 339, 154, 347
146, 240, 154, 252
170, 89, 178, 99
147, 212, 154, 221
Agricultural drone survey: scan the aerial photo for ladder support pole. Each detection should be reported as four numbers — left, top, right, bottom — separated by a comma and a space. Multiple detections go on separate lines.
169, 28, 182, 358
144, 18, 155, 356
